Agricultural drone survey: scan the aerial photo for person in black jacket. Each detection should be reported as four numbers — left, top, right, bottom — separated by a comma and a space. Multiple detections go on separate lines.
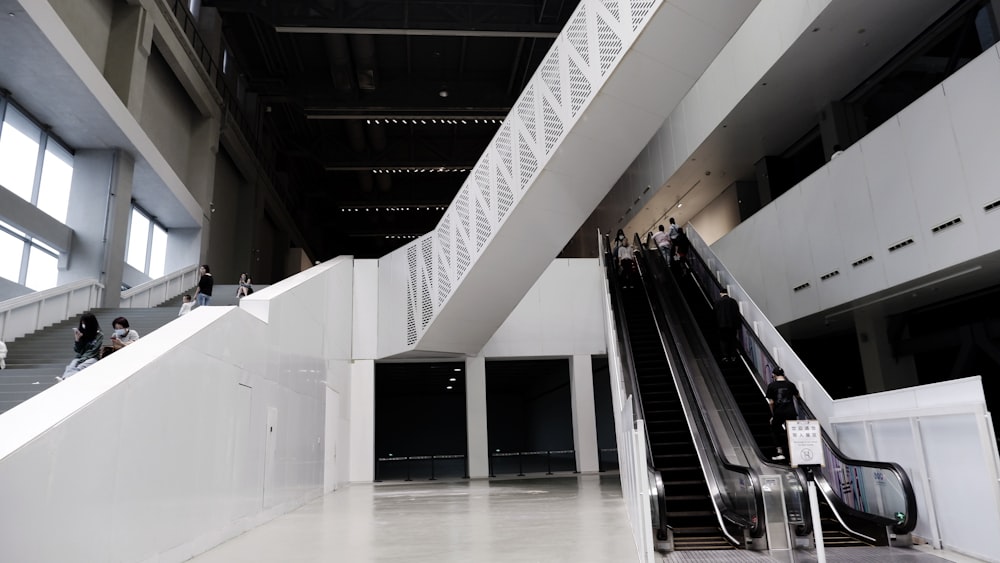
766, 367, 799, 461
194, 264, 214, 306
715, 289, 741, 362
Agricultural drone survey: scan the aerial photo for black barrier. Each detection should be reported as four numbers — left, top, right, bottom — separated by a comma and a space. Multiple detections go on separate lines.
375, 454, 468, 482
488, 450, 577, 477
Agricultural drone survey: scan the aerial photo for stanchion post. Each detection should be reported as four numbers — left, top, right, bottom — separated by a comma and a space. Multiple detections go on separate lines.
517, 451, 524, 476
430, 455, 437, 481
405, 456, 412, 482
546, 451, 553, 475
806, 467, 826, 563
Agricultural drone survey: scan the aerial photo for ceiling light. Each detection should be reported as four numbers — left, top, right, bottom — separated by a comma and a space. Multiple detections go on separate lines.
446, 386, 453, 390
421, 120, 426, 124
449, 377, 456, 382
453, 368, 461, 372
366, 119, 371, 124
439, 89, 449, 98
677, 203, 683, 208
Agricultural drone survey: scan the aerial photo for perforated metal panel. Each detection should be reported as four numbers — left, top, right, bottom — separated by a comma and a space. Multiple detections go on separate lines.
403, 0, 655, 346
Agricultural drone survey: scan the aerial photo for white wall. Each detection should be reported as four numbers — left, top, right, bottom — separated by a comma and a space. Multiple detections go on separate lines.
713, 44, 1000, 326
831, 378, 1000, 562
482, 258, 606, 357
0, 258, 355, 563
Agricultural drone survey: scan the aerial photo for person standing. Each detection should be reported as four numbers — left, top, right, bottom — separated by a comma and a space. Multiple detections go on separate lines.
616, 239, 636, 289
193, 264, 214, 306
715, 289, 741, 362
178, 294, 194, 316
766, 367, 799, 461
651, 225, 671, 264
57, 313, 104, 381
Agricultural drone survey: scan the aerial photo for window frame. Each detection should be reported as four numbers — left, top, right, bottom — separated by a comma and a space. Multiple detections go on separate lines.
126, 203, 169, 277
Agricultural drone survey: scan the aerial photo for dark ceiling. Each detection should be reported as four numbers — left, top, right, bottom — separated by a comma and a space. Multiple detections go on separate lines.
203, 0, 583, 259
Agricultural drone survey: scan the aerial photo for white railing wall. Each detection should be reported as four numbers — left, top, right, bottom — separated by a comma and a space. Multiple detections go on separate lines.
599, 238, 653, 563
120, 264, 199, 308
0, 279, 104, 342
0, 258, 355, 563
831, 378, 1000, 561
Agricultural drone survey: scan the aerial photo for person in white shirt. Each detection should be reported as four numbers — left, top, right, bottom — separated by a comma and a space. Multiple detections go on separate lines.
0, 340, 7, 370
178, 294, 194, 316
616, 239, 636, 288
651, 224, 671, 264
110, 317, 140, 350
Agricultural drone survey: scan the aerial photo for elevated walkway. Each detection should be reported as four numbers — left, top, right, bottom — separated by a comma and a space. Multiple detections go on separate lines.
378, 0, 759, 357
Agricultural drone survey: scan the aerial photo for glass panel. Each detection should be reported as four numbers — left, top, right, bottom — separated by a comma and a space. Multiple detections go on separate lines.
149, 223, 167, 278
25, 244, 58, 290
0, 229, 24, 283
126, 208, 150, 271
36, 142, 74, 223
0, 106, 42, 202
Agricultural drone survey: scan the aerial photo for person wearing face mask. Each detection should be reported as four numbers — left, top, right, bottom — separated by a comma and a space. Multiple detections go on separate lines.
110, 317, 140, 350
57, 313, 103, 381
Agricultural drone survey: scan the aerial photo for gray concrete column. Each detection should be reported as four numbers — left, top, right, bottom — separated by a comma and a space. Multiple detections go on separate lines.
570, 355, 600, 473
60, 149, 134, 307
104, 2, 154, 118
466, 355, 489, 478
188, 116, 221, 266
854, 308, 919, 392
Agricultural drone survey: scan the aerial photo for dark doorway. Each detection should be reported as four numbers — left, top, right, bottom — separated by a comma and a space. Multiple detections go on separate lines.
374, 362, 467, 481
591, 356, 619, 471
486, 359, 575, 476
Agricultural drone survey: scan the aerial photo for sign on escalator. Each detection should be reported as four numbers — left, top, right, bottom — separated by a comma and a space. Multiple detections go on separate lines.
786, 419, 824, 468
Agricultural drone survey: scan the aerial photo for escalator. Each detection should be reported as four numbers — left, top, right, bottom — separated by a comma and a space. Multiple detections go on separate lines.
617, 287, 730, 550
651, 237, 918, 548
606, 239, 766, 551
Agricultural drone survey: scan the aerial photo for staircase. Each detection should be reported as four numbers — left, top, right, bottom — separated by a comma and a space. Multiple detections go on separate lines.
618, 288, 731, 550
0, 305, 185, 414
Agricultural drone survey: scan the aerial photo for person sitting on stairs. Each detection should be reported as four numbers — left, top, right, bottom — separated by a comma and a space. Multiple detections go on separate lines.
110, 317, 140, 350
56, 313, 103, 381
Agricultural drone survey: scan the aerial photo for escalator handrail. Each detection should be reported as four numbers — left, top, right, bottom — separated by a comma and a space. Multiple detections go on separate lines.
633, 235, 764, 540
601, 233, 670, 534
603, 234, 654, 462
683, 234, 918, 535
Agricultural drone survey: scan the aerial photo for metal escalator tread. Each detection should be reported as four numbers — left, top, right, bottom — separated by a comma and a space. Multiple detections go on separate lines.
617, 288, 730, 549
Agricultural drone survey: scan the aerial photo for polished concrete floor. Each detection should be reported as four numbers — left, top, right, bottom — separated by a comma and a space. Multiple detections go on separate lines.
189, 474, 638, 563
188, 475, 983, 563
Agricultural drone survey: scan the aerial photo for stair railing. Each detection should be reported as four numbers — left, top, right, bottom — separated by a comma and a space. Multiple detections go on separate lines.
0, 279, 104, 342
120, 265, 199, 308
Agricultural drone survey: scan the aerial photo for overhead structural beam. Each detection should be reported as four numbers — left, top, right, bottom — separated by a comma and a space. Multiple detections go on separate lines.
305, 109, 509, 120
275, 26, 558, 38
324, 164, 475, 172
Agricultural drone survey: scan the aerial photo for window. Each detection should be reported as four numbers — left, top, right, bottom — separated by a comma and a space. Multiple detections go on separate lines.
0, 105, 42, 202
0, 220, 58, 290
0, 96, 75, 223
126, 206, 168, 277
36, 143, 73, 223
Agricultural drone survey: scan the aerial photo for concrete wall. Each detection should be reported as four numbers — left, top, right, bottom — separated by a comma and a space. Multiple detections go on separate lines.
140, 46, 196, 184
46, 0, 114, 73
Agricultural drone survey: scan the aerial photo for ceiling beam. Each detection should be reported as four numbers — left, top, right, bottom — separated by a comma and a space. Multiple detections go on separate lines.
275, 26, 558, 38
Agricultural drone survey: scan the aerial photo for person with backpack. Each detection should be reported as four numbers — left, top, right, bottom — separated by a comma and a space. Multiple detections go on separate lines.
766, 367, 800, 461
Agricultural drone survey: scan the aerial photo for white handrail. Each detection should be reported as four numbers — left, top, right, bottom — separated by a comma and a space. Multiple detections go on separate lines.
120, 264, 199, 308
0, 279, 104, 342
